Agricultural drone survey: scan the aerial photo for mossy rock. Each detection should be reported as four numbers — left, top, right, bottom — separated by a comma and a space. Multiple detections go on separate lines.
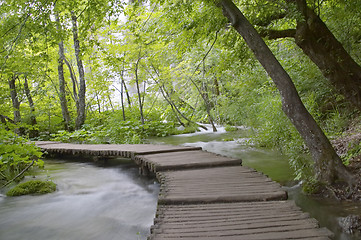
225, 126, 238, 132
6, 180, 56, 197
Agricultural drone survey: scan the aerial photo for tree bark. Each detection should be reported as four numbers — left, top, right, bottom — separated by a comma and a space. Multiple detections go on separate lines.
291, 0, 361, 110
135, 57, 145, 124
23, 76, 39, 138
122, 77, 132, 108
8, 75, 23, 135
63, 57, 79, 104
56, 13, 72, 131
188, 31, 219, 132
219, 0, 351, 184
120, 81, 126, 120
71, 11, 86, 130
151, 65, 207, 130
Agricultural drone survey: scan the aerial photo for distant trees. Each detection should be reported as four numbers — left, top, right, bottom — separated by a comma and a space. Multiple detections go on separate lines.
1, 0, 360, 186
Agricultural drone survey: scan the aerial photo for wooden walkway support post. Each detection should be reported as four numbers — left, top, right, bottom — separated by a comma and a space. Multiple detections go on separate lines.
35, 141, 333, 240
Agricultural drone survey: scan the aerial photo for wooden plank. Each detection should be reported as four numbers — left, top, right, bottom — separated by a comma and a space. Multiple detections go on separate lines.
149, 228, 332, 240
33, 141, 331, 239
35, 142, 201, 156
135, 151, 242, 172
149, 202, 332, 240
157, 166, 287, 204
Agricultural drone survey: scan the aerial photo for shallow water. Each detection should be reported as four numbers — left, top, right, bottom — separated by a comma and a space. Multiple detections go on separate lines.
0, 159, 159, 240
148, 125, 361, 240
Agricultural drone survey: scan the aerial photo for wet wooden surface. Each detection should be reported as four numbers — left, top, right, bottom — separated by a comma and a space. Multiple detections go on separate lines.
150, 202, 332, 240
157, 166, 287, 204
34, 141, 202, 158
134, 151, 242, 172
34, 141, 333, 239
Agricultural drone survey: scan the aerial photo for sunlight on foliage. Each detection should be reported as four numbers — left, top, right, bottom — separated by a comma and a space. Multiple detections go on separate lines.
0, 124, 43, 187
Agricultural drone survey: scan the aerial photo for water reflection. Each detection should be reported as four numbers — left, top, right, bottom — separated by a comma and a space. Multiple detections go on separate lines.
0, 159, 159, 240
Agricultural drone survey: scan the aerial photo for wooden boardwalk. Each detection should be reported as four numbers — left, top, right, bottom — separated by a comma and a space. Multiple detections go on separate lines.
34, 141, 333, 240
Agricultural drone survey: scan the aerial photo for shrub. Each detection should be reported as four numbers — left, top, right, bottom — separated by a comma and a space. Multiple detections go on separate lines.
0, 124, 43, 186
6, 180, 56, 196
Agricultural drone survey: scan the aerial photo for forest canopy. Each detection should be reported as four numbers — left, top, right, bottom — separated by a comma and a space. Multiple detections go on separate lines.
1, 0, 361, 193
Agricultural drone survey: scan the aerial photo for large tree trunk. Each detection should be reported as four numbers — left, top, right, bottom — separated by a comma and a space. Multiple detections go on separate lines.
23, 76, 39, 138
56, 13, 72, 131
8, 75, 23, 135
71, 11, 86, 130
292, 0, 361, 110
219, 0, 351, 184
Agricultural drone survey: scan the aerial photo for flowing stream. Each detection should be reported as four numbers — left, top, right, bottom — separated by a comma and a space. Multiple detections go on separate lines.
0, 159, 159, 240
0, 126, 360, 240
148, 125, 361, 240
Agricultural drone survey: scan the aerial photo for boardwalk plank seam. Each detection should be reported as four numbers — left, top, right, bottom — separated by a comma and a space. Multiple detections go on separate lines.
34, 141, 333, 240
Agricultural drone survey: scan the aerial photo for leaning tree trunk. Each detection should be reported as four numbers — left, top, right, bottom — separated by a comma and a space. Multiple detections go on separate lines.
8, 75, 24, 135
56, 13, 72, 131
292, 0, 361, 110
23, 76, 39, 138
219, 0, 351, 184
71, 11, 86, 130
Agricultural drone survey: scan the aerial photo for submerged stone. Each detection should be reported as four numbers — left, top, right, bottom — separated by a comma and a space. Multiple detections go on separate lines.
6, 180, 56, 197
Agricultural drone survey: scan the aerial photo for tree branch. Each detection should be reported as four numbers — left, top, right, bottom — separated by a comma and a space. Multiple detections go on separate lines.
260, 28, 296, 39
1, 159, 35, 188
253, 12, 287, 27
0, 114, 15, 124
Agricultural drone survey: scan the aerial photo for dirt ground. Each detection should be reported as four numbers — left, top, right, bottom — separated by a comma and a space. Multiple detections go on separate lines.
328, 123, 361, 201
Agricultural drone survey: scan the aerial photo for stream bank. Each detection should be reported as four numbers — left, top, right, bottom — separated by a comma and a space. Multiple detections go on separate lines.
148, 125, 361, 240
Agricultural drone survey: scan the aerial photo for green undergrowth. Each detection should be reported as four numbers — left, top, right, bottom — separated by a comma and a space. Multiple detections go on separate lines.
6, 180, 56, 196
49, 120, 199, 144
1, 124, 44, 186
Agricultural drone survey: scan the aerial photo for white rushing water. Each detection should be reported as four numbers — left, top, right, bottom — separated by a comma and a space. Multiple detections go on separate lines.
0, 159, 159, 240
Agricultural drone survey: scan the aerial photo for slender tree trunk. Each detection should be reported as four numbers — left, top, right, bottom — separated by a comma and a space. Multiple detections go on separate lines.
158, 84, 185, 127
291, 0, 361, 110
8, 75, 21, 124
107, 95, 114, 112
64, 57, 79, 105
8, 75, 23, 135
150, 65, 207, 130
120, 57, 132, 108
214, 76, 220, 96
219, 0, 351, 184
23, 76, 39, 138
135, 57, 145, 124
96, 93, 101, 113
201, 63, 217, 132
122, 79, 132, 108
56, 13, 72, 131
120, 79, 126, 120
71, 11, 86, 130
187, 32, 219, 132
